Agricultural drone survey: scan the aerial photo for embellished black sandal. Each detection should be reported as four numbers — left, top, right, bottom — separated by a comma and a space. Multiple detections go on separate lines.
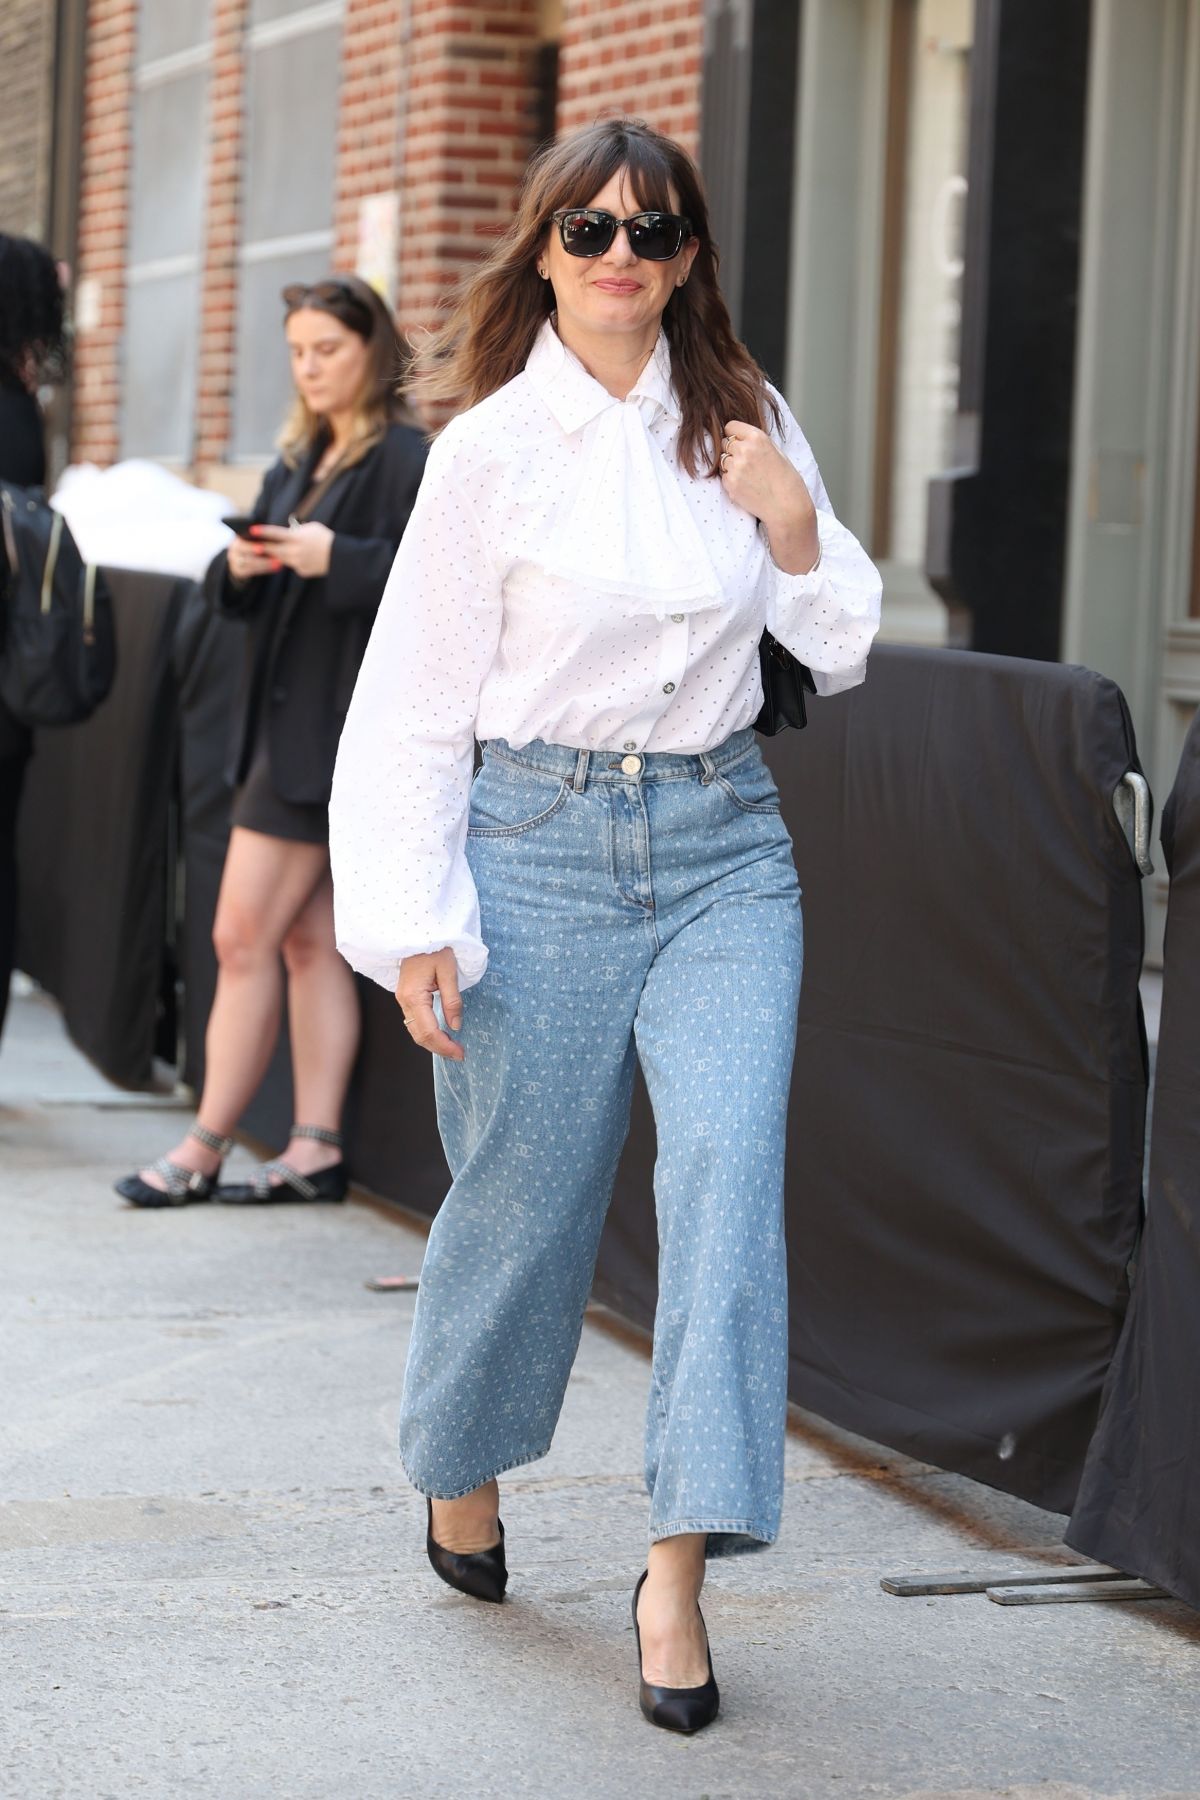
217, 1124, 347, 1205
114, 1123, 233, 1209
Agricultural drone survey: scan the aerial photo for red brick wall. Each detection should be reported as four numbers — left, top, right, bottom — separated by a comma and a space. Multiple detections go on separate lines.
557, 0, 703, 155
332, 0, 407, 273
394, 0, 542, 338
194, 0, 250, 472
72, 0, 137, 464
67, 0, 708, 467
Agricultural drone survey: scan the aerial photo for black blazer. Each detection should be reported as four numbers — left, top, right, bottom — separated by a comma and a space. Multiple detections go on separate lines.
204, 420, 426, 806
0, 383, 47, 760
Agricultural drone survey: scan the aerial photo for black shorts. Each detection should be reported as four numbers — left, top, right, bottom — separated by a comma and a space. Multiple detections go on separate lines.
230, 737, 327, 847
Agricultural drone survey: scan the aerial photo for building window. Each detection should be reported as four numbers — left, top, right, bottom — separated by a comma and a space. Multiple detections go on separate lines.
874, 0, 973, 568
122, 0, 212, 461
232, 0, 345, 460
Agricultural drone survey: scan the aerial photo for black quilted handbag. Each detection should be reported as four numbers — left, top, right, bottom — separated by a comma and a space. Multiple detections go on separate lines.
753, 630, 817, 735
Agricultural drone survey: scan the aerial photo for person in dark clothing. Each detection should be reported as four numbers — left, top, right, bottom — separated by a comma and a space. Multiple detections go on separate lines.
0, 235, 69, 1041
117, 275, 426, 1207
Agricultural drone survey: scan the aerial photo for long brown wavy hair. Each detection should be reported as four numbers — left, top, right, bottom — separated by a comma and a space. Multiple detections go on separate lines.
408, 118, 780, 477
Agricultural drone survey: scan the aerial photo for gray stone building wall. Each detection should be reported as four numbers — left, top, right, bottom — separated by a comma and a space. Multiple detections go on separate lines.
0, 0, 56, 238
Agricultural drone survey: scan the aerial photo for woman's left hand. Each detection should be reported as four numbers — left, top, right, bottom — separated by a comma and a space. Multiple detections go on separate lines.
251, 521, 334, 578
720, 420, 820, 574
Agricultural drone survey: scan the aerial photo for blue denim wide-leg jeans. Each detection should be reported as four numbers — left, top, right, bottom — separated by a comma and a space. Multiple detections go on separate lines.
399, 728, 803, 1555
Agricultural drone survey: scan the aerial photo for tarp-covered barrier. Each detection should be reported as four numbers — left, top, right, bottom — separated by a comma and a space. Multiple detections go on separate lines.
172, 579, 245, 1095
17, 567, 188, 1088
1066, 706, 1200, 1602
21, 600, 1152, 1520
597, 648, 1149, 1515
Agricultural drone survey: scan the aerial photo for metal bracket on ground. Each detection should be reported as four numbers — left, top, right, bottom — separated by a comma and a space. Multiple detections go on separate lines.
881, 1563, 1167, 1605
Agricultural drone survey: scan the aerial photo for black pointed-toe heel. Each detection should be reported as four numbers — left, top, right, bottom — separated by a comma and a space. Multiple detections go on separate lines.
425, 1497, 507, 1604
632, 1569, 720, 1734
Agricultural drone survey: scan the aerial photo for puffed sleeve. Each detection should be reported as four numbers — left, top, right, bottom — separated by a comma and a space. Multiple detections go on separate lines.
760, 387, 882, 696
329, 424, 503, 993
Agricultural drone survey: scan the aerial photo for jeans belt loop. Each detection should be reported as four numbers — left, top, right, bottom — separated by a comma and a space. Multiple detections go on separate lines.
698, 750, 717, 786
573, 747, 591, 793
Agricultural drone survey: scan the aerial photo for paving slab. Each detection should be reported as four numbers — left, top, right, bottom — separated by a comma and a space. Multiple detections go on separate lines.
1, 987, 1197, 1800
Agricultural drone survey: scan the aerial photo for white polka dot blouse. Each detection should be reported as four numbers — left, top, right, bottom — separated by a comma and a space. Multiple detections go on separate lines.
329, 319, 882, 994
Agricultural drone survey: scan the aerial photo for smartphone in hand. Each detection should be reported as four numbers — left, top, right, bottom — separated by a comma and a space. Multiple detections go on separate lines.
221, 514, 259, 538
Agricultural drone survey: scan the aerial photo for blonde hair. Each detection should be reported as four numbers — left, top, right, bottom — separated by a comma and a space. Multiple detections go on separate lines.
277, 273, 414, 470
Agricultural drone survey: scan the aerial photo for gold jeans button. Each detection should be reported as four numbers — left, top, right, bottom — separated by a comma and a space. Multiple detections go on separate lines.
620, 754, 643, 776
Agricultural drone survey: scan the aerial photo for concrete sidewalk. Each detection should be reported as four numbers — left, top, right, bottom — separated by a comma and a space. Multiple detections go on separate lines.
1, 986, 1197, 1800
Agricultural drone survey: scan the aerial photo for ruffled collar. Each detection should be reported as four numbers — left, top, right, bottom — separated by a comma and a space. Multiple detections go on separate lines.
524, 321, 721, 618
525, 318, 679, 431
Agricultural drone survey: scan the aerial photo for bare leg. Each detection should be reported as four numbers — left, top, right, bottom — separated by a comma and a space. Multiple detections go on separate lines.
274, 871, 360, 1179
137, 829, 329, 1190
636, 1533, 710, 1687
429, 1479, 501, 1554
431, 1507, 709, 1683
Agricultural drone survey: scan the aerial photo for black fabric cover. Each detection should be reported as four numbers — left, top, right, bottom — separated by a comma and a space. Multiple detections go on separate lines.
26, 604, 1152, 1523
596, 647, 1148, 1514
16, 567, 186, 1087
776, 649, 1145, 1512
172, 580, 244, 1095
1066, 708, 1200, 1603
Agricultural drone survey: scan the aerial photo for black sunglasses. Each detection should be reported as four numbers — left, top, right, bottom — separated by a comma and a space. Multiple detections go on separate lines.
551, 208, 692, 262
282, 279, 374, 332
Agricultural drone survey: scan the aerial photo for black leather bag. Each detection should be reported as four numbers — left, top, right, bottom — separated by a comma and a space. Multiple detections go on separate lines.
753, 630, 817, 735
0, 481, 115, 728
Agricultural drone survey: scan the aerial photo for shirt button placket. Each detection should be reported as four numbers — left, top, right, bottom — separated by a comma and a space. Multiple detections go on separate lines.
659, 614, 688, 706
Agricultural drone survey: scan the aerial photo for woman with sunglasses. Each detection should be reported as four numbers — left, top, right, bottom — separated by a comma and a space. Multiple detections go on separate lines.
331, 121, 881, 1732
117, 275, 426, 1209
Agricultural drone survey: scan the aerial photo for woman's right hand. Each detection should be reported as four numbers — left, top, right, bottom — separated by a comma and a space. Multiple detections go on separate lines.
227, 529, 281, 583
396, 949, 465, 1060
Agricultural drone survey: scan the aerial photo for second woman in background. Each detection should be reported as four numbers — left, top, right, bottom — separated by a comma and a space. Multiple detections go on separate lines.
116, 274, 426, 1207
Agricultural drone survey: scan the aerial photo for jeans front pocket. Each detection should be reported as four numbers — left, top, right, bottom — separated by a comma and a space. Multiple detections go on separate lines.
713, 751, 782, 816
466, 762, 571, 838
